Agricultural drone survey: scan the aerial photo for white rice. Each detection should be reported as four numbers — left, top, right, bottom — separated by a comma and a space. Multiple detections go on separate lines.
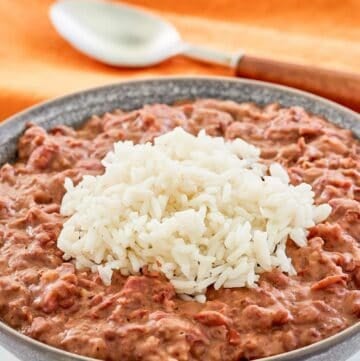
58, 127, 331, 298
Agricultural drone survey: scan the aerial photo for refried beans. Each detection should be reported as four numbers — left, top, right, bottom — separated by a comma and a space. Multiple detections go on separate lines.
0, 100, 359, 360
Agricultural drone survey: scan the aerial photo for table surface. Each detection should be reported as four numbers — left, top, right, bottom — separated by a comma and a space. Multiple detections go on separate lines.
1, 0, 359, 121
1, 345, 359, 361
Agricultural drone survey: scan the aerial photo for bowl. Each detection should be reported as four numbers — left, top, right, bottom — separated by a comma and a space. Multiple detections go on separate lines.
0, 76, 359, 361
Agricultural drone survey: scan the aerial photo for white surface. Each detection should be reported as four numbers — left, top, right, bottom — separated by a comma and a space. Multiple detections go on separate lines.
0, 345, 359, 361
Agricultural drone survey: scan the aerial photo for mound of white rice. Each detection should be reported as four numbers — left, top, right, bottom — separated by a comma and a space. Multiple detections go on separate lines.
58, 127, 331, 300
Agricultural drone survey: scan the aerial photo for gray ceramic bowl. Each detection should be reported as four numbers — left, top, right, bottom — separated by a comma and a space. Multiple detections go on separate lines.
0, 77, 359, 361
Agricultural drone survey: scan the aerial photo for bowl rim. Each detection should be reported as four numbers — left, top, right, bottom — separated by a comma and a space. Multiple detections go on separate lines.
1, 75, 359, 129
0, 75, 359, 361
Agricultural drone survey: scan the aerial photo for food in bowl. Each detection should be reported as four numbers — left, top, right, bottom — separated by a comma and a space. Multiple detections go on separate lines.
0, 99, 359, 361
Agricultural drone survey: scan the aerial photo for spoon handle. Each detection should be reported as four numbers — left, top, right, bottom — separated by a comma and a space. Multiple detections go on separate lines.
182, 43, 243, 68
235, 55, 360, 112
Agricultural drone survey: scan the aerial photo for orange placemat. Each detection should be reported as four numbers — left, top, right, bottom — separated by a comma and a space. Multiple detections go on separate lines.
0, 0, 359, 121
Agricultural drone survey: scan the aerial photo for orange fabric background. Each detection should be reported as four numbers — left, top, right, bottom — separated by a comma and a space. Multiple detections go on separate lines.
0, 0, 359, 121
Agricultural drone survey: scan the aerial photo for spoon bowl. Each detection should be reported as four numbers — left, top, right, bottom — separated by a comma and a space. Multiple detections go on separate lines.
50, 0, 184, 67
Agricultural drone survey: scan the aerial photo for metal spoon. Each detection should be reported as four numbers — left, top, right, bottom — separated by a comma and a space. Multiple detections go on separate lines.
50, 0, 242, 68
50, 0, 360, 111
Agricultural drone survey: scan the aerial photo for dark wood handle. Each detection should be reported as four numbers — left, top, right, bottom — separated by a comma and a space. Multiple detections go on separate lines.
236, 55, 360, 112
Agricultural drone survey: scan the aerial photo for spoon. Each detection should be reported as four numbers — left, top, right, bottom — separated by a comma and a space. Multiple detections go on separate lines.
50, 0, 242, 68
50, 0, 360, 111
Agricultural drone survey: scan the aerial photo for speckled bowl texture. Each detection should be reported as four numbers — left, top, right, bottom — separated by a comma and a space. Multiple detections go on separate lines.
0, 77, 359, 361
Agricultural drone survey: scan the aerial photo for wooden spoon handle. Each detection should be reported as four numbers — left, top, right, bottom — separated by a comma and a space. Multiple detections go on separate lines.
235, 55, 360, 112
